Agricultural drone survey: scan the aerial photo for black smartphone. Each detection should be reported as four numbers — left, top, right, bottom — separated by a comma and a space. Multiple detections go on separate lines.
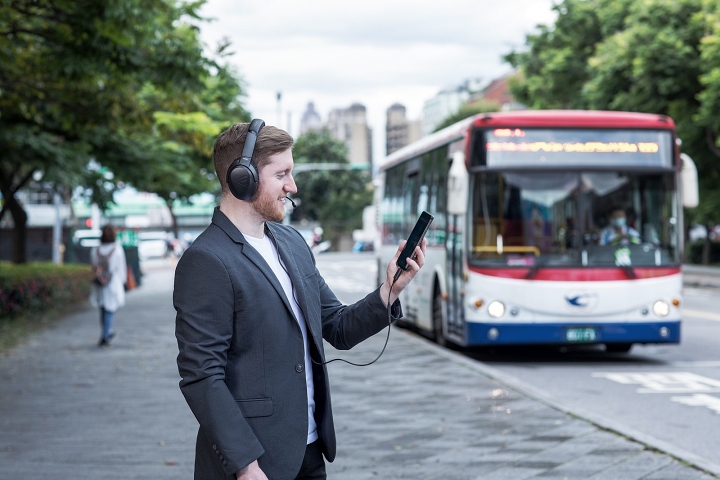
396, 211, 434, 271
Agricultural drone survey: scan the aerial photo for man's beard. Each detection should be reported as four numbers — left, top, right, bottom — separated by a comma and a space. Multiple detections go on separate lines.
251, 189, 285, 223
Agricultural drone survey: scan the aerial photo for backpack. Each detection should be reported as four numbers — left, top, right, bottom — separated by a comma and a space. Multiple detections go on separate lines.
92, 246, 115, 286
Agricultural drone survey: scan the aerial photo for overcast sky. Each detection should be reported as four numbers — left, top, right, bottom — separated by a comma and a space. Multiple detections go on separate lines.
197, 0, 557, 163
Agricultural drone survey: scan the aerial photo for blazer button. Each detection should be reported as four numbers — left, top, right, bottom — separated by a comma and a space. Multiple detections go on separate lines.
223, 460, 228, 467
212, 444, 217, 451
295, 363, 305, 373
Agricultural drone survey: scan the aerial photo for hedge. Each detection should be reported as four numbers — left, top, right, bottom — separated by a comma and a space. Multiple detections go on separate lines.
0, 262, 91, 320
686, 240, 720, 265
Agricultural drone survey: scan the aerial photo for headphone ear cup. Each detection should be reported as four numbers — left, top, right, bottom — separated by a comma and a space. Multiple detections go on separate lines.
227, 161, 259, 200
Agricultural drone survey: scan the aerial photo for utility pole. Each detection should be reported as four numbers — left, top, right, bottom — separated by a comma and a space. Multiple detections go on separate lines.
276, 91, 282, 127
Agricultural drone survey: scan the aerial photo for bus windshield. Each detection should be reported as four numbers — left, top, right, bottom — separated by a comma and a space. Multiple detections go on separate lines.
469, 171, 679, 268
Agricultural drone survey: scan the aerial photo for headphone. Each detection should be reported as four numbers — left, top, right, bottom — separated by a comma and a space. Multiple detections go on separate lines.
226, 119, 265, 200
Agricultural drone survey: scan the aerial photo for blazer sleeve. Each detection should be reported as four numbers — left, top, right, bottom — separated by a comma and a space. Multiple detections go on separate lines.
318, 272, 403, 351
174, 246, 264, 476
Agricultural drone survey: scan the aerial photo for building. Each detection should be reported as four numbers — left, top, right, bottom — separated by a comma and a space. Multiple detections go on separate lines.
385, 103, 422, 155
326, 103, 373, 171
466, 72, 522, 111
299, 101, 323, 135
421, 78, 484, 135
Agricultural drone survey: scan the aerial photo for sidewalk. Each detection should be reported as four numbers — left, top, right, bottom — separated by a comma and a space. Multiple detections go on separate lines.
0, 263, 716, 479
683, 264, 720, 289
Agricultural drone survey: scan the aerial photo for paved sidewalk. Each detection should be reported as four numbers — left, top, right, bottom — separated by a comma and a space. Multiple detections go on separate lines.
0, 262, 716, 479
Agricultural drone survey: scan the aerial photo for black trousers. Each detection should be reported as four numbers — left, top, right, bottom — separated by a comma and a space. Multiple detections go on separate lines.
295, 440, 326, 480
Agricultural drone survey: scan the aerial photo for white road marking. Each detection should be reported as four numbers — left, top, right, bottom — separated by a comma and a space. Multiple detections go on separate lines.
592, 372, 720, 393
683, 309, 720, 322
671, 394, 720, 414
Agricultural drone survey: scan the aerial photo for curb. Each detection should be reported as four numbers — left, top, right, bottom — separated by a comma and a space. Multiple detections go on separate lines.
394, 328, 720, 478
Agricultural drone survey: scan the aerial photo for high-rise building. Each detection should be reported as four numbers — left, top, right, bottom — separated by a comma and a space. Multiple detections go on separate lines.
421, 78, 484, 135
299, 101, 322, 135
386, 103, 422, 155
326, 103, 373, 171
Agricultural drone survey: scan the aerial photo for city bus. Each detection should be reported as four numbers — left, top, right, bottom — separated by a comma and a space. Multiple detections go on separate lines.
377, 110, 699, 352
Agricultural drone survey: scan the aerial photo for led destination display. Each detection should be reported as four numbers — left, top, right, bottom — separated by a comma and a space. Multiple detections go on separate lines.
482, 128, 673, 168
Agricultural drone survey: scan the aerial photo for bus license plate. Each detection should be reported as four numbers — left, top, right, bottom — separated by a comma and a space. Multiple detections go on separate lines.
566, 327, 597, 343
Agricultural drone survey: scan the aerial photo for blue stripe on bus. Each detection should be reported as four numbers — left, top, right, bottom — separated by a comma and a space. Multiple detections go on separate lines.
464, 321, 680, 346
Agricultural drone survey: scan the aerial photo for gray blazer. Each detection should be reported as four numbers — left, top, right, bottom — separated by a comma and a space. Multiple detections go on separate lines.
174, 208, 400, 480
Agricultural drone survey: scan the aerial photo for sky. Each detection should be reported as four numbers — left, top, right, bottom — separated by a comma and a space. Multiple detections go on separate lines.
197, 0, 557, 164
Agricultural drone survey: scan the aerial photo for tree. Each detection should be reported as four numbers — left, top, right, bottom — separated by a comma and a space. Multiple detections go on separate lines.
0, 0, 210, 263
506, 0, 720, 261
433, 99, 500, 133
130, 62, 250, 239
292, 130, 373, 245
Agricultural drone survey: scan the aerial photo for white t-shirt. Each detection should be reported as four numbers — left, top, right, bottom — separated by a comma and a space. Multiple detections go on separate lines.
243, 233, 318, 445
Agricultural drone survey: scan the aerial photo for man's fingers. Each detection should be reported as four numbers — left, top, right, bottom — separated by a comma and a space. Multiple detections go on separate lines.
389, 240, 406, 262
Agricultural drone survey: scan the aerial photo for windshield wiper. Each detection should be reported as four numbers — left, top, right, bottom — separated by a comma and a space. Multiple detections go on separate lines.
525, 257, 546, 279
621, 265, 637, 279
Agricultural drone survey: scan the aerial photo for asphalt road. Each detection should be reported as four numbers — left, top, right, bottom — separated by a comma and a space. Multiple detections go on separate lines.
468, 286, 720, 469
315, 252, 720, 474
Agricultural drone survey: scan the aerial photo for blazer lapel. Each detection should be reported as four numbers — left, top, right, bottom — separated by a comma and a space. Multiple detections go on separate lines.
211, 209, 296, 320
267, 225, 323, 349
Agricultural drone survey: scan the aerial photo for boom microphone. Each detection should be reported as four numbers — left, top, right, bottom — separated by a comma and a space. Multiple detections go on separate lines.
284, 196, 296, 208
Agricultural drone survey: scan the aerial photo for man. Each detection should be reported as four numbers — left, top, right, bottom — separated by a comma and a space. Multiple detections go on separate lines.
599, 207, 640, 246
174, 121, 425, 480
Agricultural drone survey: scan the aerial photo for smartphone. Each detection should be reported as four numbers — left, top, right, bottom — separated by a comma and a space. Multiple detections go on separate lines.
396, 211, 434, 271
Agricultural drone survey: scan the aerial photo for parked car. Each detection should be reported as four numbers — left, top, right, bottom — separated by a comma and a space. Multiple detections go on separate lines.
138, 231, 169, 260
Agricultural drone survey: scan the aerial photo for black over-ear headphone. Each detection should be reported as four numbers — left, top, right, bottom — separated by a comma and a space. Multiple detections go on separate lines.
226, 119, 265, 200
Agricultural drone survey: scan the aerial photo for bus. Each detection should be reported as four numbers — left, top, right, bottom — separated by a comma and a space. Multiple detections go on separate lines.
377, 110, 699, 352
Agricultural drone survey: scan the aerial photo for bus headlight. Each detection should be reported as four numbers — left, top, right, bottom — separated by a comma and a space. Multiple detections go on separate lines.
653, 301, 669, 317
488, 301, 505, 318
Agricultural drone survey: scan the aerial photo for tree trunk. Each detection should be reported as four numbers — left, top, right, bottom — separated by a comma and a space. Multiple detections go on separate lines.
701, 222, 713, 265
6, 193, 28, 264
167, 199, 179, 240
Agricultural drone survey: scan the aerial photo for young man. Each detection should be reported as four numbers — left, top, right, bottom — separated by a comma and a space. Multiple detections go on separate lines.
174, 122, 425, 480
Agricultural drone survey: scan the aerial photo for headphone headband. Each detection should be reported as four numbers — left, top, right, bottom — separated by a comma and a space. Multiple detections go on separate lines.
226, 119, 265, 200
240, 119, 265, 162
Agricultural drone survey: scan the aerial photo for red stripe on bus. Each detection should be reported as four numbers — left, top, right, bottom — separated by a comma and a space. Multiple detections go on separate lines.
467, 267, 681, 281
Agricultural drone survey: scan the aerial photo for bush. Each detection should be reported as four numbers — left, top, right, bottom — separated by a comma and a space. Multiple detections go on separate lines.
0, 262, 90, 320
686, 240, 720, 264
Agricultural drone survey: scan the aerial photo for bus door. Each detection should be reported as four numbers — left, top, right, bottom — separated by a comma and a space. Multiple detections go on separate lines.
446, 214, 465, 339
446, 151, 469, 342
403, 164, 422, 322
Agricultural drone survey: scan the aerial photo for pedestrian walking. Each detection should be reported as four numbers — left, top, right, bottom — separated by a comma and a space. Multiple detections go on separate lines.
90, 224, 127, 347
173, 119, 426, 480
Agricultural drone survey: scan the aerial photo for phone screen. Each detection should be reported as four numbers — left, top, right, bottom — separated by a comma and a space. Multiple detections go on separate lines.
396, 211, 434, 270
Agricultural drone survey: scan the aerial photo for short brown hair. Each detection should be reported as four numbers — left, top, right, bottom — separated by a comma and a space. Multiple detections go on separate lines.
213, 123, 294, 196
100, 225, 116, 244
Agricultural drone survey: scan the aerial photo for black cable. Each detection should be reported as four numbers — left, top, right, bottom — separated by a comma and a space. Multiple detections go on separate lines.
313, 272, 399, 367
268, 227, 399, 367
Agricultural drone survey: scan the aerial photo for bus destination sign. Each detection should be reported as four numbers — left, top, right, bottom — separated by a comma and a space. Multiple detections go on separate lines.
483, 128, 673, 168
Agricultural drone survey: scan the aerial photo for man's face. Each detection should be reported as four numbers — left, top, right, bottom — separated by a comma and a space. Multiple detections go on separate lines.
610, 209, 626, 228
250, 149, 297, 222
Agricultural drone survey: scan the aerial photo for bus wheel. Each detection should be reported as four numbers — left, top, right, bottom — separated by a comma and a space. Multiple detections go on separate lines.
433, 286, 447, 347
605, 343, 633, 353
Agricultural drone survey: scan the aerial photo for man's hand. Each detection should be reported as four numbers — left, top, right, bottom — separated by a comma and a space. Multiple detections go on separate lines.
379, 238, 427, 306
236, 460, 268, 480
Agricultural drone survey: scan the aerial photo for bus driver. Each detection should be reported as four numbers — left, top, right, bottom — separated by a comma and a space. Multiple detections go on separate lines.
599, 207, 640, 246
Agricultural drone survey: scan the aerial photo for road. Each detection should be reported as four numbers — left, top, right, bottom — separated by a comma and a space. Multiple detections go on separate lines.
315, 252, 720, 473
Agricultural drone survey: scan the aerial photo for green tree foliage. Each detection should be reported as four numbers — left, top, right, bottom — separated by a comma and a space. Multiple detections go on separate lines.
433, 99, 500, 133
292, 129, 373, 237
131, 63, 250, 238
0, 0, 247, 262
505, 0, 720, 232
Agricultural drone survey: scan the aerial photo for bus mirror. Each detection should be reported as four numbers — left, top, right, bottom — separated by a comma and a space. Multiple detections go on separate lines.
447, 151, 469, 215
680, 153, 699, 208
